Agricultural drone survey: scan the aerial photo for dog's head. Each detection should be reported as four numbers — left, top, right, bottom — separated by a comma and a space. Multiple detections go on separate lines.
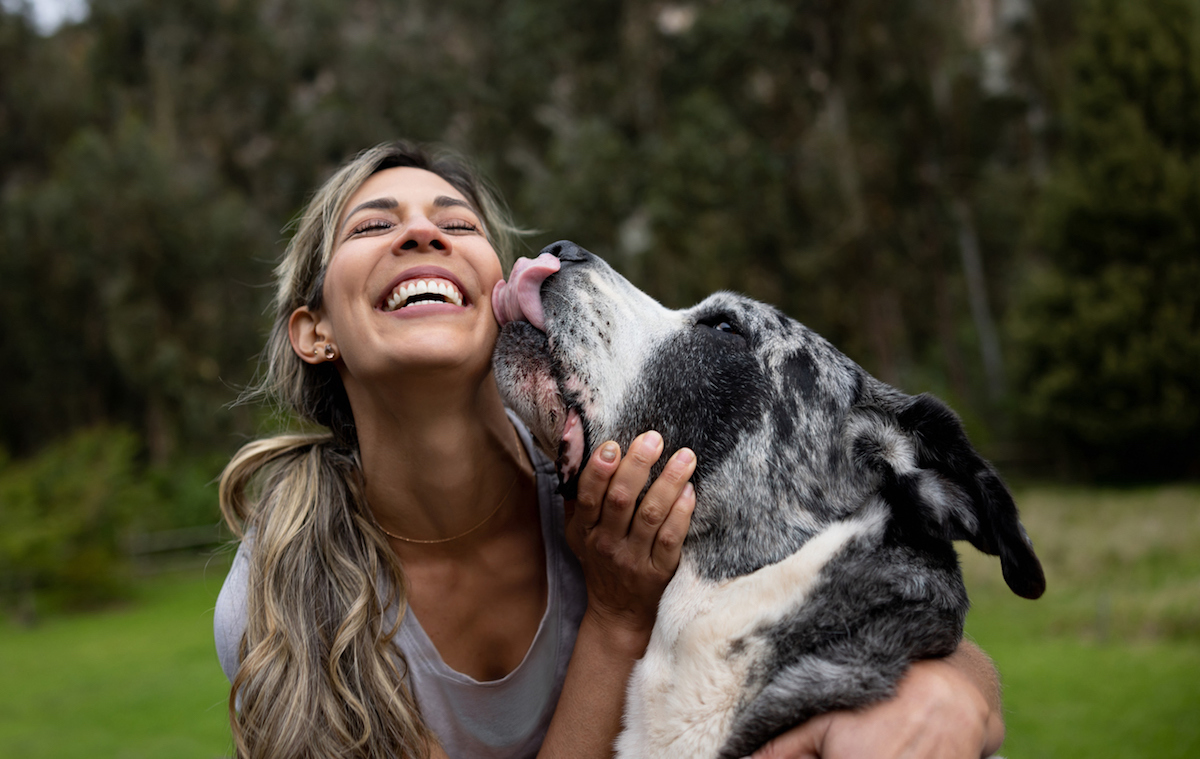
494, 241, 1044, 599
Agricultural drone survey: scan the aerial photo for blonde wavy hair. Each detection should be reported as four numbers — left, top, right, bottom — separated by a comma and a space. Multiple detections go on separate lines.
219, 142, 521, 758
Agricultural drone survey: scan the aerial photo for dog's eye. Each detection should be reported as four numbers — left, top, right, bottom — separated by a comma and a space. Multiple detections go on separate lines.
697, 315, 742, 336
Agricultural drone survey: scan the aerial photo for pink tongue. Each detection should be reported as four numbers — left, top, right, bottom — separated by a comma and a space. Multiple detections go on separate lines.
492, 252, 561, 330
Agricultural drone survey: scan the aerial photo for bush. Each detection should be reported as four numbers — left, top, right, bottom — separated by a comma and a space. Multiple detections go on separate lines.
0, 427, 152, 622
142, 453, 227, 532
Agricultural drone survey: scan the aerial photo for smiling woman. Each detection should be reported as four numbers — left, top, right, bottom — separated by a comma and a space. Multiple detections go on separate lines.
287, 166, 509, 401
214, 141, 698, 759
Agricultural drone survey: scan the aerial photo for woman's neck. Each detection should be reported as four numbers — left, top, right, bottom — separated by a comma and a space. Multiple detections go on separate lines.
349, 371, 530, 544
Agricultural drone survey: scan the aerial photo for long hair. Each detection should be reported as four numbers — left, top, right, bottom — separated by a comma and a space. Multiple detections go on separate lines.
219, 142, 521, 758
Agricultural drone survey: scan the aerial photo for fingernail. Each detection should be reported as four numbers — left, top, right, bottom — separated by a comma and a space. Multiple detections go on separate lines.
682, 482, 695, 500
641, 431, 663, 451
674, 448, 695, 465
599, 441, 618, 462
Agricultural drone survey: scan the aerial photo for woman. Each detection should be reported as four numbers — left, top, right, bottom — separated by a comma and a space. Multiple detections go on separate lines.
215, 141, 1005, 759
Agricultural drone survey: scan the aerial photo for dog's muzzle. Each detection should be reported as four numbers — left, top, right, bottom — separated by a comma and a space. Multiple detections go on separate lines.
492, 243, 591, 492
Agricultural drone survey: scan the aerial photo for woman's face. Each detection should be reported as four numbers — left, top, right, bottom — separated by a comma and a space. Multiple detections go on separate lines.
295, 166, 506, 389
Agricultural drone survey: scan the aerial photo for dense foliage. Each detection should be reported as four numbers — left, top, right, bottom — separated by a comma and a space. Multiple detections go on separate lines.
1011, 0, 1200, 478
0, 0, 1196, 608
0, 427, 149, 619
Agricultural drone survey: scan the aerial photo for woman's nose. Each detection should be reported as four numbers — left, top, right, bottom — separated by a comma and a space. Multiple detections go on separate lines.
393, 217, 449, 253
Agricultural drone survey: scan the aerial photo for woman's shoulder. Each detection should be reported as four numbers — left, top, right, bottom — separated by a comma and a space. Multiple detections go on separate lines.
213, 539, 252, 683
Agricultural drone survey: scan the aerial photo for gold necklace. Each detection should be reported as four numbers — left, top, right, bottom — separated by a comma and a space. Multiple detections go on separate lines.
373, 470, 522, 544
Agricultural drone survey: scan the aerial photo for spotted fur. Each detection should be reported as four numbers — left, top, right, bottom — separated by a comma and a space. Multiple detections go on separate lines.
493, 241, 1045, 759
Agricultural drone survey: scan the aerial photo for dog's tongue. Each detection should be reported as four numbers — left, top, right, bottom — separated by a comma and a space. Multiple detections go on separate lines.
493, 252, 581, 484
492, 252, 561, 330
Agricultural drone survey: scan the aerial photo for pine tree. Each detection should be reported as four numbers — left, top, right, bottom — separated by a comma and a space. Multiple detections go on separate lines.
1011, 0, 1200, 478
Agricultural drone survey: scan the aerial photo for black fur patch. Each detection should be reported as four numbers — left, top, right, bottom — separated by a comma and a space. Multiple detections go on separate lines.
491, 241, 1045, 759
721, 532, 966, 758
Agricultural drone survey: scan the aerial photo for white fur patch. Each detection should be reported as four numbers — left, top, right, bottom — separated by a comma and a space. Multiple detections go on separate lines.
557, 269, 686, 437
846, 417, 919, 477
616, 508, 887, 758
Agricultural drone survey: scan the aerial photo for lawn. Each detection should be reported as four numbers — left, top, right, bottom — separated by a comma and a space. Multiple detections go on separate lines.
1, 486, 1197, 757
962, 484, 1200, 758
0, 559, 235, 759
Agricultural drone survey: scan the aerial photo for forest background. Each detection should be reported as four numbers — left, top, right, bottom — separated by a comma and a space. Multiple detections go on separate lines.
1, 0, 1198, 621
1, 1, 1199, 756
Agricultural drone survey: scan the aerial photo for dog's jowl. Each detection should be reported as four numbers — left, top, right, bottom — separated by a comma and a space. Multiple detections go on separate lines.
493, 241, 1045, 759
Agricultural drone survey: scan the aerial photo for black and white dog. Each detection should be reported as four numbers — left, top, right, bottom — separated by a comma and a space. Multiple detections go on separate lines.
493, 241, 1045, 759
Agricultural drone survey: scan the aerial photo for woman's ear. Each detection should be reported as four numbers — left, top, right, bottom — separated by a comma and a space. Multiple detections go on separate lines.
289, 306, 337, 365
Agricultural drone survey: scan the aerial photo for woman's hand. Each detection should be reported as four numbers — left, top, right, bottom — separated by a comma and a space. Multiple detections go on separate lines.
748, 641, 1005, 759
538, 431, 696, 757
564, 431, 696, 647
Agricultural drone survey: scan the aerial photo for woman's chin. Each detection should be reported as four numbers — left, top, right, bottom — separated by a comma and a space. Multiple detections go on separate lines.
382, 315, 497, 359
402, 341, 497, 378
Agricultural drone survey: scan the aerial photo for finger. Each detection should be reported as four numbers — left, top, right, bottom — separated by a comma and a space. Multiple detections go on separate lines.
649, 481, 695, 573
747, 714, 829, 759
571, 440, 622, 530
628, 446, 695, 549
597, 431, 663, 536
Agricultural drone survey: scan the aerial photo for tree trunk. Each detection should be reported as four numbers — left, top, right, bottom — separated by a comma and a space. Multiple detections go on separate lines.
952, 198, 1006, 400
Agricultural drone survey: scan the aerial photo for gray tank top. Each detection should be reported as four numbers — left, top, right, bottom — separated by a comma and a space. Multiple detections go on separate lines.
214, 416, 588, 758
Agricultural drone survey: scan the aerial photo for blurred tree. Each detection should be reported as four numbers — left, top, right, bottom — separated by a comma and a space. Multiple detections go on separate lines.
470, 0, 1046, 425
0, 8, 95, 181
2, 119, 269, 461
1, 0, 1191, 500
0, 427, 151, 622
1010, 0, 1200, 478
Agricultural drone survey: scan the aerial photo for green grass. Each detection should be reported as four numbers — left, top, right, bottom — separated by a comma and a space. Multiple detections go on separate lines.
971, 632, 1200, 758
2, 486, 1197, 758
962, 485, 1200, 758
0, 560, 235, 759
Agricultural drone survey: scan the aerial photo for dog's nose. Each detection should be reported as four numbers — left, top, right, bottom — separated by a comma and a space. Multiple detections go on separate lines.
540, 240, 593, 266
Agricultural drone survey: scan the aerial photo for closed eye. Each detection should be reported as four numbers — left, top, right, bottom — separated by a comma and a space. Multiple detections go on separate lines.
345, 217, 479, 240
440, 219, 480, 234
348, 218, 394, 236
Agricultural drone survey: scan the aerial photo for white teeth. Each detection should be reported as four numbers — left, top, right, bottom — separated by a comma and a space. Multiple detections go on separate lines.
385, 277, 464, 311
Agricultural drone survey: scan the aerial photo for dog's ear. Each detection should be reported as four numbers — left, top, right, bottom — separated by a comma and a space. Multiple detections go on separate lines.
853, 393, 1045, 599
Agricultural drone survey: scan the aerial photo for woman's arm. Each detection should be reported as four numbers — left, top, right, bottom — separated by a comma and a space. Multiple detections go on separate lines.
533, 433, 1004, 759
539, 431, 697, 758
748, 639, 1005, 759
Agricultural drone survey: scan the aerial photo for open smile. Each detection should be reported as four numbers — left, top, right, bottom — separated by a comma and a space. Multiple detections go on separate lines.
384, 277, 464, 311
379, 267, 469, 313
